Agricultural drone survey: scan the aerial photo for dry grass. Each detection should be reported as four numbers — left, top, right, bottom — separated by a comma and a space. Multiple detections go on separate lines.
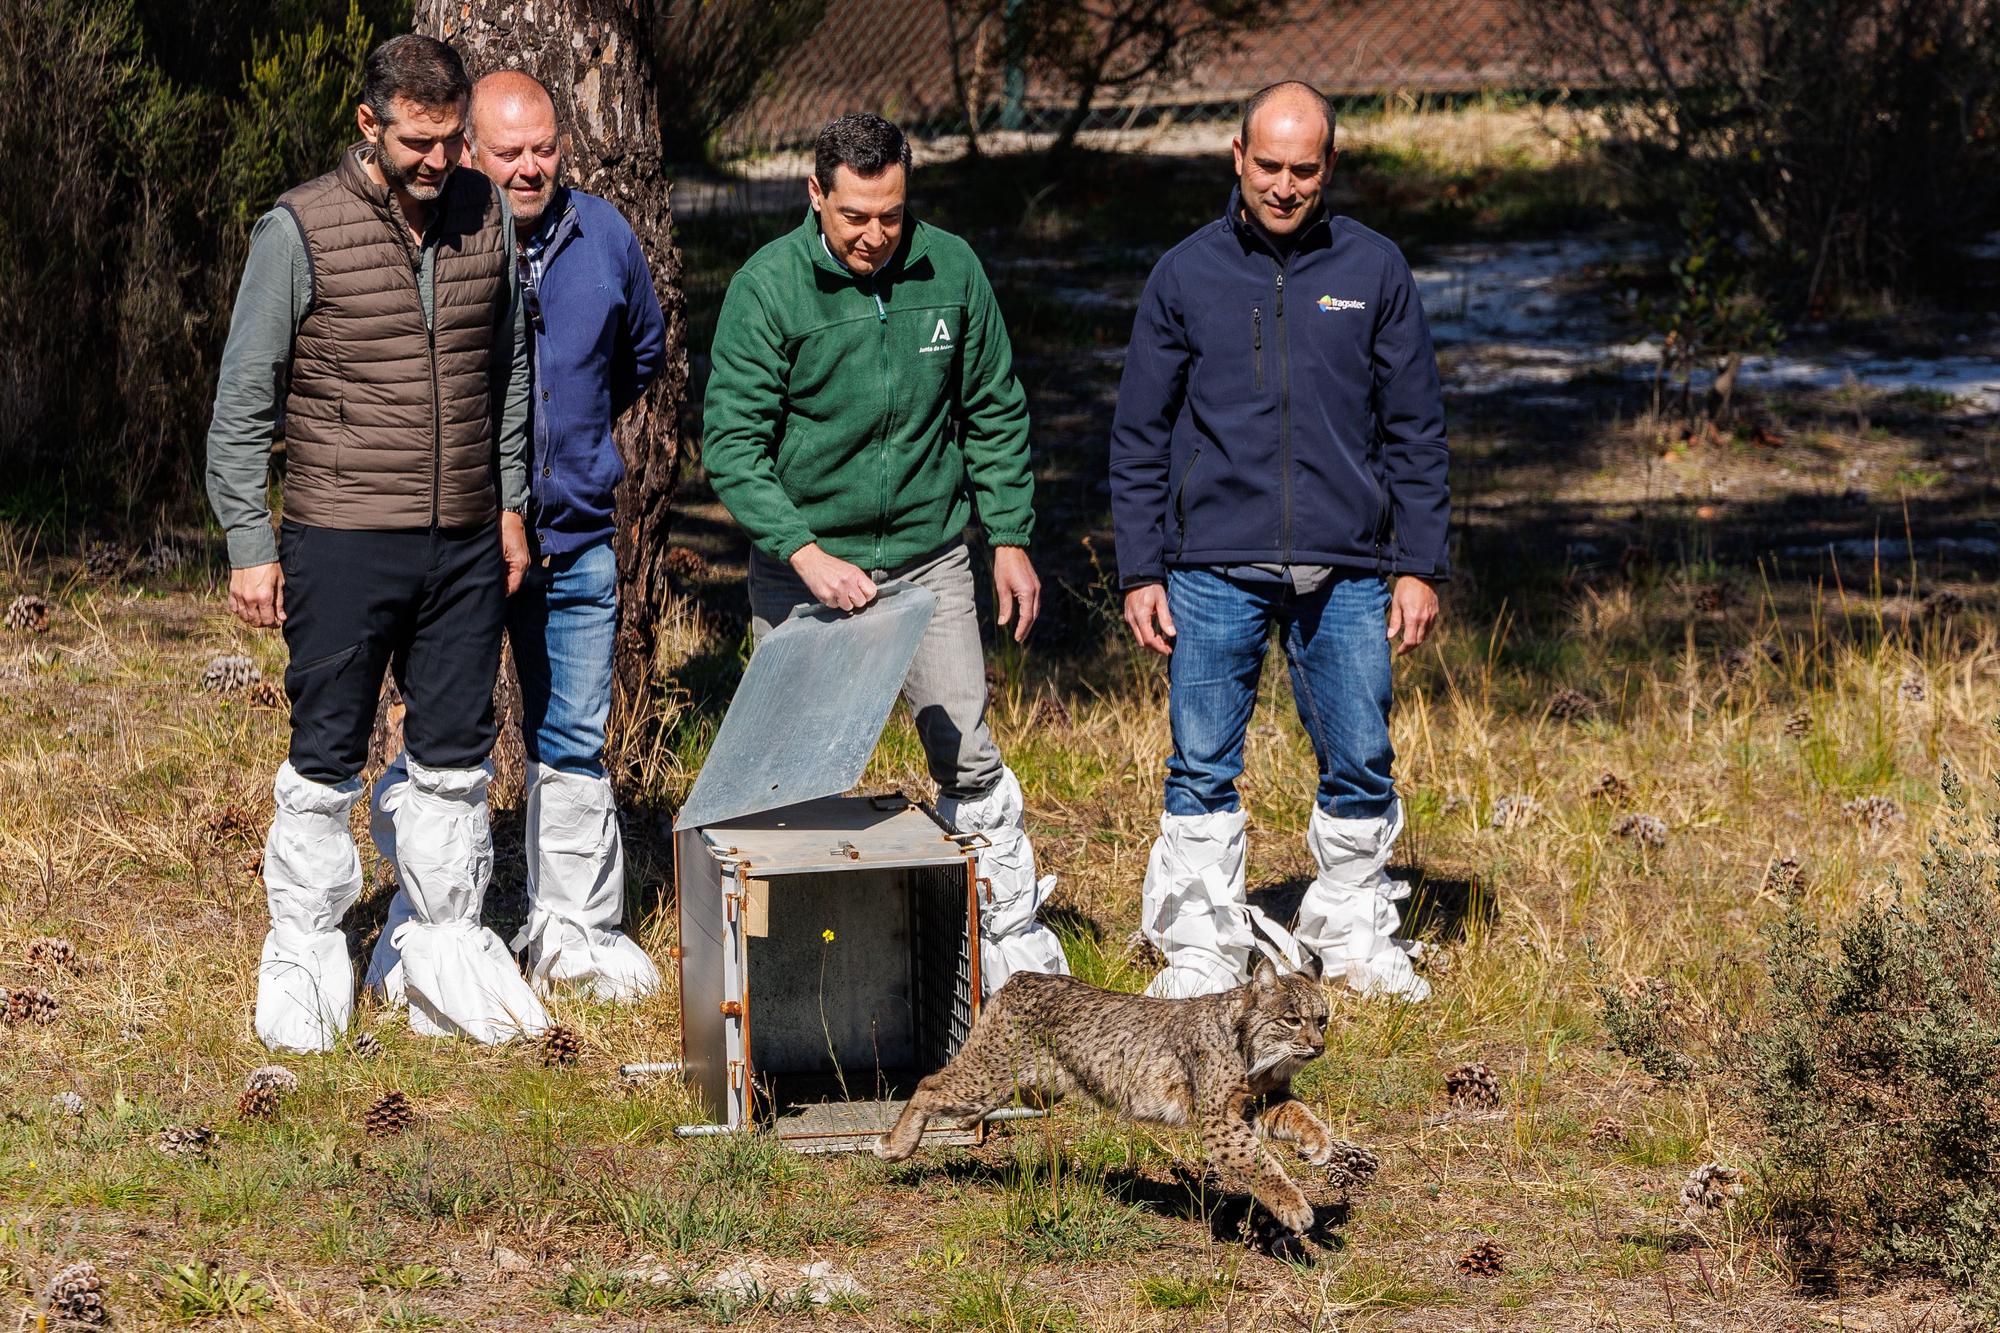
0, 494, 1991, 1329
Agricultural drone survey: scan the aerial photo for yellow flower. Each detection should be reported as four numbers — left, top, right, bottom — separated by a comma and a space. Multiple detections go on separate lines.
821, 929, 835, 943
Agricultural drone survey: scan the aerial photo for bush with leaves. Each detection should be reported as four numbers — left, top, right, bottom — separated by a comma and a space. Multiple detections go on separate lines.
1630, 202, 1781, 425
1604, 758, 2000, 1313
1523, 0, 2000, 312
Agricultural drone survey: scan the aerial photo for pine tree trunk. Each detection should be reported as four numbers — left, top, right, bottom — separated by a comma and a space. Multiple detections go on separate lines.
416, 0, 689, 790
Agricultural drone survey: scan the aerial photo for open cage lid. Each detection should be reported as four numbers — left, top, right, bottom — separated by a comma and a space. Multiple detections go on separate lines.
674, 581, 938, 830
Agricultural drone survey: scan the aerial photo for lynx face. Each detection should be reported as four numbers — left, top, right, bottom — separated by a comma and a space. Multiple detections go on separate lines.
1242, 959, 1331, 1081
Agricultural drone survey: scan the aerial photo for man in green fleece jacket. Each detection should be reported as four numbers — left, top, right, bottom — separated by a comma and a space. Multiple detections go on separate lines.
703, 112, 1067, 995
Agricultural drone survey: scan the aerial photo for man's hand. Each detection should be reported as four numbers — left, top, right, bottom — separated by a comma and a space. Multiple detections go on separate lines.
1123, 583, 1176, 656
1386, 575, 1439, 655
229, 562, 286, 629
993, 546, 1040, 643
500, 511, 530, 596
790, 542, 878, 612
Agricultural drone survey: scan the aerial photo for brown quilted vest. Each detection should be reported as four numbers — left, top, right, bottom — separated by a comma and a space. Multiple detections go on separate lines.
277, 144, 511, 529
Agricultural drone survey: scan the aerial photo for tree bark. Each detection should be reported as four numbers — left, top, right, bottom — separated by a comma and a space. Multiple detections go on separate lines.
416, 0, 690, 791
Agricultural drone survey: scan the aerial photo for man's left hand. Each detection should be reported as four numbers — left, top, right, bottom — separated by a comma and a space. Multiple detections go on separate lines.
1387, 575, 1439, 655
994, 546, 1040, 644
500, 511, 531, 596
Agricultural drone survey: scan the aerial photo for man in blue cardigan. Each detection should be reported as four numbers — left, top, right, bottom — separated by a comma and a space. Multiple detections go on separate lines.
371, 70, 668, 1004
1110, 82, 1450, 1003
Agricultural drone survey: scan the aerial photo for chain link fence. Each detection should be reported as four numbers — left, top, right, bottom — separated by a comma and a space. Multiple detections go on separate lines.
697, 0, 1533, 173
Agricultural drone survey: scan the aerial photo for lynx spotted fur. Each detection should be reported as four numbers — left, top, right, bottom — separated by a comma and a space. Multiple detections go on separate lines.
877, 957, 1343, 1236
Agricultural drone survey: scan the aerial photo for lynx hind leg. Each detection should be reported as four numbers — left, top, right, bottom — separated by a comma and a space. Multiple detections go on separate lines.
874, 1024, 1021, 1161
1259, 1097, 1336, 1166
1204, 1094, 1315, 1237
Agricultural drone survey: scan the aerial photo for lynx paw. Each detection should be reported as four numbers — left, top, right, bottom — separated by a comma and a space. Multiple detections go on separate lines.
1272, 1199, 1316, 1237
1299, 1138, 1335, 1167
872, 1134, 909, 1162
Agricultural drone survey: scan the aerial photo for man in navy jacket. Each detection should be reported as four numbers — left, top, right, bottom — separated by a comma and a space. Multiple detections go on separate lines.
373, 70, 668, 1005
1110, 81, 1449, 1003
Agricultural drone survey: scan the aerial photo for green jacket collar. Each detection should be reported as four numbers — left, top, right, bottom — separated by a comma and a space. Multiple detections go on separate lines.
798, 209, 933, 281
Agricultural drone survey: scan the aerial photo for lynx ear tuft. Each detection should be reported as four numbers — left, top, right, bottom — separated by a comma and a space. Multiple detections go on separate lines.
1251, 957, 1280, 991
1299, 952, 1325, 983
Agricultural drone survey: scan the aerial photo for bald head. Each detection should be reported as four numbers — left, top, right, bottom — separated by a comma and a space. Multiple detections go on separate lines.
470, 71, 555, 141
468, 71, 562, 226
1239, 81, 1335, 162
1233, 80, 1338, 240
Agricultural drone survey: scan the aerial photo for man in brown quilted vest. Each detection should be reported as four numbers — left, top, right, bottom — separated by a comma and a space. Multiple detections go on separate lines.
203, 34, 548, 1053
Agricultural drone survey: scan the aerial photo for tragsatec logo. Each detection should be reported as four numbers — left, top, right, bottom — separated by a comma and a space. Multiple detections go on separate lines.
920, 317, 954, 353
1317, 295, 1366, 312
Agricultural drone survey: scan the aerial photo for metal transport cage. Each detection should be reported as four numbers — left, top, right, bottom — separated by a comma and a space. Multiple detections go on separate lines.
671, 584, 1022, 1152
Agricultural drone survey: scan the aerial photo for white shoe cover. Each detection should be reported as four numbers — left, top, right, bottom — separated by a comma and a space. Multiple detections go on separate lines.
1294, 801, 1431, 1002
936, 768, 1069, 996
511, 764, 660, 1002
1140, 809, 1303, 999
256, 763, 364, 1053
367, 758, 548, 1043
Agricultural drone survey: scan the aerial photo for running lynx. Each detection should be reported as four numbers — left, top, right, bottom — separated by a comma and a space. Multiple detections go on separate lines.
876, 957, 1346, 1236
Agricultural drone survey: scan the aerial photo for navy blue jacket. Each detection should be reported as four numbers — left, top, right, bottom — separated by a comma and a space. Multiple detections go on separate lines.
524, 188, 668, 556
1109, 190, 1450, 586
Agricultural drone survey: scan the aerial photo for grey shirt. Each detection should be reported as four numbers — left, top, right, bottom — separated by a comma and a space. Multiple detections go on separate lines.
204, 195, 532, 569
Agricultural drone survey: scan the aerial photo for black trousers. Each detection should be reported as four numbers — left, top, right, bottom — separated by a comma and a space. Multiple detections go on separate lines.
279, 521, 505, 783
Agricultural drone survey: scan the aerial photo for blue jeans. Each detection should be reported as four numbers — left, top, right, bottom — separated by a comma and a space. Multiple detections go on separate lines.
1164, 569, 1394, 820
508, 540, 618, 777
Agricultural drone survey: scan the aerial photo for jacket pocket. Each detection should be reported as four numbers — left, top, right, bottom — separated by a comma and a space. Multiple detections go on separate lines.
1172, 444, 1204, 539
1252, 308, 1264, 392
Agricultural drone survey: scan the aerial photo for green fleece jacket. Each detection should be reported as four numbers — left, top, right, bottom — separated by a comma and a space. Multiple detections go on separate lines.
702, 213, 1034, 569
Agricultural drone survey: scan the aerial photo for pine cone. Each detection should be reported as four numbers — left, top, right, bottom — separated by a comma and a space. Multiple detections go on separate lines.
1456, 1238, 1506, 1277
1611, 813, 1668, 848
1680, 1162, 1746, 1221
1119, 929, 1165, 971
664, 546, 712, 580
244, 1065, 298, 1094
1693, 583, 1728, 614
541, 1023, 584, 1068
1898, 673, 1927, 703
154, 1124, 217, 1159
203, 802, 261, 845
198, 654, 261, 693
237, 1084, 280, 1122
83, 542, 130, 581
1546, 688, 1596, 722
3, 593, 49, 633
49, 1091, 85, 1118
247, 678, 286, 711
1489, 794, 1543, 831
1586, 772, 1632, 807
351, 1031, 383, 1059
140, 539, 189, 576
364, 1091, 414, 1137
1922, 588, 1966, 618
1842, 795, 1905, 834
45, 1260, 109, 1326
1444, 1061, 1501, 1109
1783, 708, 1812, 738
1720, 645, 1754, 679
1587, 1115, 1626, 1146
5, 985, 59, 1026
25, 936, 80, 974
1764, 856, 1804, 895
1034, 694, 1074, 730
1324, 1140, 1380, 1195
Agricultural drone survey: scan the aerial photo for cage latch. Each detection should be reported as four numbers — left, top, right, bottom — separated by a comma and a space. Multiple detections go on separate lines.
947, 830, 992, 852
719, 999, 743, 1019
977, 875, 994, 905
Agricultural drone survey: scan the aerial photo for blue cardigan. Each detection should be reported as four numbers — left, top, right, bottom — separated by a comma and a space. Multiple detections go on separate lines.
1109, 189, 1450, 586
523, 187, 668, 557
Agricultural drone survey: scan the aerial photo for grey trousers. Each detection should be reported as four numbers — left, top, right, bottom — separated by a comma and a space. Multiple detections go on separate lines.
748, 541, 1005, 801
